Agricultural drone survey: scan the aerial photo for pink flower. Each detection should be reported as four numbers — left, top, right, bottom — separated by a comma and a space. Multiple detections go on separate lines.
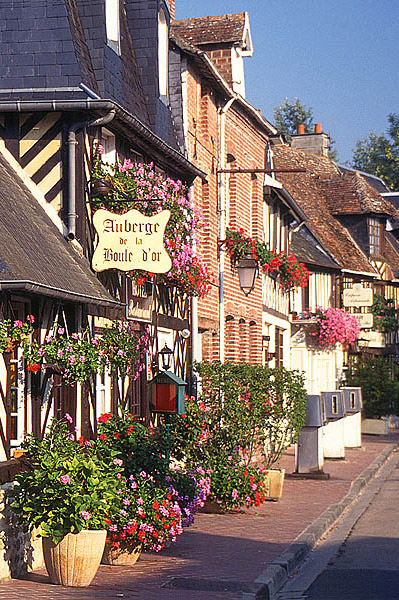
60, 475, 71, 484
64, 413, 73, 423
80, 511, 91, 521
26, 315, 35, 324
58, 327, 65, 335
113, 458, 123, 466
13, 320, 23, 327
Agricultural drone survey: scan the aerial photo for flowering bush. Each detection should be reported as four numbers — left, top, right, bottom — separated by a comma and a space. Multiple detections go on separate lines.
205, 451, 266, 511
97, 411, 210, 528
9, 417, 121, 544
225, 226, 309, 291
308, 307, 360, 349
167, 465, 211, 526
104, 469, 183, 553
370, 293, 398, 333
91, 151, 212, 298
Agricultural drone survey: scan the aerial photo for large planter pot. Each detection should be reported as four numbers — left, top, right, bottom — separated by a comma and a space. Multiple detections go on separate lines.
102, 541, 141, 566
42, 529, 106, 587
264, 468, 285, 501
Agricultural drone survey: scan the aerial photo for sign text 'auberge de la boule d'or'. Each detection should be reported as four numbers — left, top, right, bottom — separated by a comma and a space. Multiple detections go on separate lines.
92, 208, 172, 273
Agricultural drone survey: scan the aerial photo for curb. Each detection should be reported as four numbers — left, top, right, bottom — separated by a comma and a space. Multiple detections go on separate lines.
248, 443, 397, 600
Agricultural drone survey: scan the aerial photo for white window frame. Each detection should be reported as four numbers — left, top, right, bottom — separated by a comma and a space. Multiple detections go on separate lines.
106, 0, 121, 56
158, 8, 169, 100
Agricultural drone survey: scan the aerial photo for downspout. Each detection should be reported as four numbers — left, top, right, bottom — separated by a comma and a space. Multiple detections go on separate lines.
67, 109, 116, 239
217, 96, 236, 362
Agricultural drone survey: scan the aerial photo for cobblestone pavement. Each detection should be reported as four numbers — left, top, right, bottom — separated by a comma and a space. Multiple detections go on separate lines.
0, 433, 397, 600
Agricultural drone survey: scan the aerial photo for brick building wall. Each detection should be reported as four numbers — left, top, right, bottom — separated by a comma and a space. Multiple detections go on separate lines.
182, 60, 267, 364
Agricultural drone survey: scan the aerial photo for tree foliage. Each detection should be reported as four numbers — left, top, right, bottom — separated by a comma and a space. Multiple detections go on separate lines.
273, 98, 314, 141
352, 113, 399, 190
273, 97, 337, 160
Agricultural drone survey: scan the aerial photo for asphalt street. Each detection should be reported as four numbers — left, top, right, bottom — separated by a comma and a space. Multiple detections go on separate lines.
277, 450, 399, 600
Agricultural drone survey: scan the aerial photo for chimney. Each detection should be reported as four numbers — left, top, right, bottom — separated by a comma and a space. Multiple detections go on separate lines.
168, 0, 175, 19
291, 123, 330, 158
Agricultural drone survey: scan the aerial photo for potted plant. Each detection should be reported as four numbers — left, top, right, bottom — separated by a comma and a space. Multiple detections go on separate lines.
9, 417, 121, 587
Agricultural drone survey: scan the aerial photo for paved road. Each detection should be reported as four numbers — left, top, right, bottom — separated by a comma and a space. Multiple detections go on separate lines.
278, 451, 399, 600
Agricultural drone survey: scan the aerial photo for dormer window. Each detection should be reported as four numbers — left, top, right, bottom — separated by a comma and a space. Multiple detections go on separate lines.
368, 217, 382, 256
158, 8, 169, 101
106, 0, 121, 55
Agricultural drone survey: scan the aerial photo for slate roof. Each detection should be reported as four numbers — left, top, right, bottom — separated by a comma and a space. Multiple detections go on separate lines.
291, 227, 340, 270
0, 152, 121, 309
0, 0, 150, 124
172, 13, 247, 46
272, 145, 376, 274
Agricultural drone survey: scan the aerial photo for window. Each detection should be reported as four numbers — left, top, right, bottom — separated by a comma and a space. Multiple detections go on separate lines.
158, 9, 169, 100
106, 0, 121, 55
275, 327, 284, 368
100, 130, 116, 165
368, 217, 382, 256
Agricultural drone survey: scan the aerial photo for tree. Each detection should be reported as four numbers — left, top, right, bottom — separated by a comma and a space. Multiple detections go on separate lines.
273, 98, 314, 141
351, 113, 399, 190
273, 98, 338, 160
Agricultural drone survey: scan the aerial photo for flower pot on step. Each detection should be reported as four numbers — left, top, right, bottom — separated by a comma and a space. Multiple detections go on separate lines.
264, 468, 285, 501
42, 529, 106, 587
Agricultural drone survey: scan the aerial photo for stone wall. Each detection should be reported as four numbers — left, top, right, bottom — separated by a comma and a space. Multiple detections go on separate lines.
0, 484, 44, 581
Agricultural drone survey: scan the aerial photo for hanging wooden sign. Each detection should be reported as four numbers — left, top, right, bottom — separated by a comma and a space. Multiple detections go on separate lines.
92, 208, 172, 273
343, 284, 373, 307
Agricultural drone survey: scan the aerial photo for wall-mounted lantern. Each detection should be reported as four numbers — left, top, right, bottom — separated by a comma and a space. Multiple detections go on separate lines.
236, 251, 259, 296
159, 342, 173, 371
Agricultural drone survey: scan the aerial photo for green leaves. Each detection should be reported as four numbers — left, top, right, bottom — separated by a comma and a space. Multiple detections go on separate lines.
9, 418, 122, 544
352, 113, 399, 190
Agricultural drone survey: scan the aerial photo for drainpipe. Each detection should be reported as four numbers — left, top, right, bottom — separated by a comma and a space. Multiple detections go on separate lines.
217, 96, 236, 362
189, 183, 199, 367
67, 109, 116, 240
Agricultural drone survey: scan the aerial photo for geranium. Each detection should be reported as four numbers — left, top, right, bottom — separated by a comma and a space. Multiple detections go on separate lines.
91, 153, 212, 298
104, 472, 183, 552
100, 320, 149, 379
310, 307, 360, 349
224, 226, 309, 291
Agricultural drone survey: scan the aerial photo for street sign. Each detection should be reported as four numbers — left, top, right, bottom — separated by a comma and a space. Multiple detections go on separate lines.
353, 313, 373, 329
343, 284, 373, 307
92, 208, 172, 273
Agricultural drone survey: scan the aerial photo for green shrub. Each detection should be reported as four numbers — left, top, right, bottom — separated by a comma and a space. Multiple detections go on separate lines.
343, 356, 399, 418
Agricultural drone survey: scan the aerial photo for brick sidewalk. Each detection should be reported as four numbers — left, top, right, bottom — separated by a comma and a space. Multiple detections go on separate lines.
0, 433, 397, 600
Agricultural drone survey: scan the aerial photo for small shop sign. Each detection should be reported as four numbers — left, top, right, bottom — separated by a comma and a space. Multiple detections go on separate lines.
126, 279, 153, 323
92, 208, 172, 273
343, 284, 373, 307
353, 313, 373, 329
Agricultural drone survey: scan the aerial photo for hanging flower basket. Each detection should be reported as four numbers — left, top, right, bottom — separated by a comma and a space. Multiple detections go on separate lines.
224, 226, 309, 291
90, 147, 212, 298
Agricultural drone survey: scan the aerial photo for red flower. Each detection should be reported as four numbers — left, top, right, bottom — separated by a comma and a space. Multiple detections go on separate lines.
98, 412, 112, 423
99, 433, 107, 441
27, 363, 41, 373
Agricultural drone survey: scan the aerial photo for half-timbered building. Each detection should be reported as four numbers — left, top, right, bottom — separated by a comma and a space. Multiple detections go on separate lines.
0, 0, 203, 457
272, 126, 399, 393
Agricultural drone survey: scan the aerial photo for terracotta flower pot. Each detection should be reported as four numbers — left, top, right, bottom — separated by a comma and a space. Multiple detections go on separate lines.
42, 529, 106, 587
102, 541, 141, 566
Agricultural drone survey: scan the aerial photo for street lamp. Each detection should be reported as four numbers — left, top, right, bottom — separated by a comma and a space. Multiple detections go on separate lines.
236, 251, 259, 296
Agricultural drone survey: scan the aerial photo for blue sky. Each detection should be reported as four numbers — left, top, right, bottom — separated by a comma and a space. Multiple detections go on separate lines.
175, 0, 398, 163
